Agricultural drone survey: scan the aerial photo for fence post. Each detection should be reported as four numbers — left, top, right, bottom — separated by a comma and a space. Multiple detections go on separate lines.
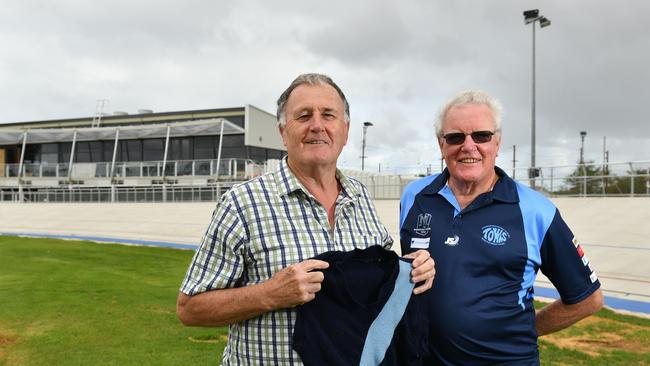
550, 167, 554, 195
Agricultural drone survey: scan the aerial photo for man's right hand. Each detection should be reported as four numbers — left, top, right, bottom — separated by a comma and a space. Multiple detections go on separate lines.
177, 259, 329, 327
262, 259, 329, 309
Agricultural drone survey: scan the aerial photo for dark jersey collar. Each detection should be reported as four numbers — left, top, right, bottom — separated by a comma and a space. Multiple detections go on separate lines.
422, 166, 519, 204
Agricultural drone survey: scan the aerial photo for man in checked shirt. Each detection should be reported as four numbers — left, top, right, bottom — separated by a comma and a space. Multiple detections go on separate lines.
176, 73, 435, 365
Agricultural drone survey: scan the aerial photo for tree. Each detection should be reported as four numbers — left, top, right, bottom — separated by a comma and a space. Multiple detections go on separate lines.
607, 168, 650, 195
557, 161, 606, 195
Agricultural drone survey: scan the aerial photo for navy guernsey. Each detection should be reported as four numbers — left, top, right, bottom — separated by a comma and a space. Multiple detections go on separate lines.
400, 167, 600, 365
293, 246, 429, 366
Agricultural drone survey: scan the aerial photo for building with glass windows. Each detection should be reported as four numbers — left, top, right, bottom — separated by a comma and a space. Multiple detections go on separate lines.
0, 105, 286, 202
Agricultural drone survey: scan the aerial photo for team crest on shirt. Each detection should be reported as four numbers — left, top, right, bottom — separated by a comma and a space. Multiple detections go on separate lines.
414, 213, 432, 236
481, 225, 510, 246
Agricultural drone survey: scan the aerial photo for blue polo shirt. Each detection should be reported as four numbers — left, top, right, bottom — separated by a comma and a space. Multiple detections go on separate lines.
400, 167, 600, 365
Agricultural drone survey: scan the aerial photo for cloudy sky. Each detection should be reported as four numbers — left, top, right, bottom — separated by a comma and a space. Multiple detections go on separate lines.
1, 0, 649, 175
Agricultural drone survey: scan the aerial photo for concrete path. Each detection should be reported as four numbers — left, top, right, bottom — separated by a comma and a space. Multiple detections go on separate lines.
1, 197, 649, 312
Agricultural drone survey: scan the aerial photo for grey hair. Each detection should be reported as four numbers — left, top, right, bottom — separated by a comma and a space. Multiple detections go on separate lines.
435, 90, 503, 138
276, 73, 350, 127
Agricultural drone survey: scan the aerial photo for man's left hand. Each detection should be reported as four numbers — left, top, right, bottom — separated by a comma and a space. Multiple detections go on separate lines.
402, 250, 435, 295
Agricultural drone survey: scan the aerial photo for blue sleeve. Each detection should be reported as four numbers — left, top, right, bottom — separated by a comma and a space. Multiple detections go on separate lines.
539, 211, 601, 304
399, 200, 413, 255
399, 175, 437, 255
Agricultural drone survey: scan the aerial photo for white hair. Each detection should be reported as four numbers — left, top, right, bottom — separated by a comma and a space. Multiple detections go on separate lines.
276, 73, 350, 127
435, 90, 503, 138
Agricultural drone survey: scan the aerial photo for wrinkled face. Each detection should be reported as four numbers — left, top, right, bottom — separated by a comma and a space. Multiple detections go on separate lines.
279, 83, 349, 169
439, 103, 501, 186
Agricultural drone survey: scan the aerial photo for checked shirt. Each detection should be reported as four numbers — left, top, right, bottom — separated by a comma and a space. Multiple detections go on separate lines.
180, 157, 392, 365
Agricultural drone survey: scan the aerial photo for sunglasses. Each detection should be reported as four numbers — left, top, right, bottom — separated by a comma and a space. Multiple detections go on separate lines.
442, 130, 496, 145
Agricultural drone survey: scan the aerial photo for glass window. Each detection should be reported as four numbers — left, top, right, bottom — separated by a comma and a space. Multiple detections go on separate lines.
41, 143, 58, 164
221, 146, 246, 159
221, 134, 244, 147
104, 141, 119, 162
248, 147, 266, 163
170, 138, 192, 160
60, 143, 72, 163
76, 142, 91, 162
24, 144, 41, 163
126, 140, 142, 161
194, 136, 214, 159
89, 141, 103, 162
143, 139, 164, 161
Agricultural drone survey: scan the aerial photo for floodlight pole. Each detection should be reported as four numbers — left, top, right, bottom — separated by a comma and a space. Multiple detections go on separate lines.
580, 131, 587, 196
579, 131, 587, 165
361, 121, 373, 171
524, 9, 551, 190
531, 21, 537, 189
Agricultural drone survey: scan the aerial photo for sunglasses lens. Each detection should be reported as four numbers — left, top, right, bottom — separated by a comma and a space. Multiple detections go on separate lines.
444, 133, 466, 145
471, 131, 493, 143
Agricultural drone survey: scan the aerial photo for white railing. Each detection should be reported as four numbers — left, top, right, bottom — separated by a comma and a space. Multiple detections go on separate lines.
0, 185, 234, 203
346, 160, 650, 199
3, 158, 262, 181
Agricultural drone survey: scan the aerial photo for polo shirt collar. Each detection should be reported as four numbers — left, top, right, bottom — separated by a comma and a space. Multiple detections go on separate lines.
422, 166, 519, 204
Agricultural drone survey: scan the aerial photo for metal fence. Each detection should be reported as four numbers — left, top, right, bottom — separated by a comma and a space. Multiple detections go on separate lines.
1, 160, 648, 202
3, 158, 262, 180
345, 160, 650, 199
509, 160, 650, 197
0, 185, 233, 203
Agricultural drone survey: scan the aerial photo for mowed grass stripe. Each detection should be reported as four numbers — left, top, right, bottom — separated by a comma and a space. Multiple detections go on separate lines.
0, 236, 226, 366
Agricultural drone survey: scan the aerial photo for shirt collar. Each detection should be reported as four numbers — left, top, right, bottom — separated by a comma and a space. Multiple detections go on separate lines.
275, 156, 359, 200
422, 166, 519, 203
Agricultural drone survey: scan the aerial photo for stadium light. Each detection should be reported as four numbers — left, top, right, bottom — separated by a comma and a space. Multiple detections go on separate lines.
580, 131, 587, 165
523, 9, 551, 189
361, 121, 373, 171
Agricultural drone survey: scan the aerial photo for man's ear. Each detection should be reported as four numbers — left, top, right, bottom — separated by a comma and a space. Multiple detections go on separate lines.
279, 125, 288, 147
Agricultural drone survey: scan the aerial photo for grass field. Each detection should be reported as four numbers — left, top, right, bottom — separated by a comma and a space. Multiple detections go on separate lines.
1, 235, 649, 365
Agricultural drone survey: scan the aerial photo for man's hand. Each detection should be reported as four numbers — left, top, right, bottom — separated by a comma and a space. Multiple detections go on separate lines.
262, 259, 330, 309
536, 288, 604, 336
176, 259, 329, 327
402, 250, 435, 295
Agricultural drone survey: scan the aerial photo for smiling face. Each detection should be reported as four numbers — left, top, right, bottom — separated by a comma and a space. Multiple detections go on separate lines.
279, 83, 350, 171
439, 103, 501, 188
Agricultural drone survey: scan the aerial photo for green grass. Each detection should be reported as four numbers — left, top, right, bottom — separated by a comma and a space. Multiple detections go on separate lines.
535, 301, 650, 365
1, 236, 648, 365
0, 236, 227, 365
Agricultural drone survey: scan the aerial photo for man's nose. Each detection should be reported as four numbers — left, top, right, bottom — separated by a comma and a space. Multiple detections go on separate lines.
308, 115, 326, 132
460, 135, 478, 151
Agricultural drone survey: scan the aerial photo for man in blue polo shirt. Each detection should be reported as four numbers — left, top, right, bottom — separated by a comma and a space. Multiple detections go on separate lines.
400, 90, 603, 365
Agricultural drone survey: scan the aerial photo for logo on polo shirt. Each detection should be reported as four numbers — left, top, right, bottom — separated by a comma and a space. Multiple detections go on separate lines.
444, 235, 459, 246
573, 237, 598, 283
414, 213, 432, 236
481, 225, 510, 245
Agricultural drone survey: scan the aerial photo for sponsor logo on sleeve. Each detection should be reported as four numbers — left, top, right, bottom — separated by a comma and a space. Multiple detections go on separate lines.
481, 225, 510, 246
